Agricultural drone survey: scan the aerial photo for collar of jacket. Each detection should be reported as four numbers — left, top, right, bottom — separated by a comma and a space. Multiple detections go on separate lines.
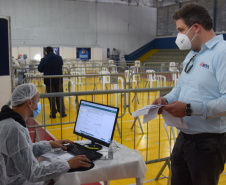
0, 105, 26, 128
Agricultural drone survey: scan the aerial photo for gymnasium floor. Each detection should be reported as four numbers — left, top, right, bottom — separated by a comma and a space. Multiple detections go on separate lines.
32, 77, 226, 185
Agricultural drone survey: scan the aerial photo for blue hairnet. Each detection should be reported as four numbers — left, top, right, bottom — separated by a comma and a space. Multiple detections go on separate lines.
11, 83, 38, 106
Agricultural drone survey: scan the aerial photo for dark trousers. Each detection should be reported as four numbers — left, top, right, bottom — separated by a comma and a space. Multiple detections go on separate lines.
171, 132, 226, 185
46, 84, 65, 115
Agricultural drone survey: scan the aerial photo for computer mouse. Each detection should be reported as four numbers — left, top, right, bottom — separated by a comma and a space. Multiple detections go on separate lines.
68, 161, 94, 172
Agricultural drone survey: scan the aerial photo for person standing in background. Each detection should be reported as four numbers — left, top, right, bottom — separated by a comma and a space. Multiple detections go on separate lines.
38, 46, 67, 118
17, 54, 28, 66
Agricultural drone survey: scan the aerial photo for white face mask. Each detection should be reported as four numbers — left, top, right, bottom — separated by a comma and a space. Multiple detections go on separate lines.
175, 25, 197, 50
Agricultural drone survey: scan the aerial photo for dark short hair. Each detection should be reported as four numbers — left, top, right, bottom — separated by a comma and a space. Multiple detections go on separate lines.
45, 46, 53, 54
172, 2, 213, 31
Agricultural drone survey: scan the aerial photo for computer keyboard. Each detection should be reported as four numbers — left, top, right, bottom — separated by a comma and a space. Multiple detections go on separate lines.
66, 142, 103, 161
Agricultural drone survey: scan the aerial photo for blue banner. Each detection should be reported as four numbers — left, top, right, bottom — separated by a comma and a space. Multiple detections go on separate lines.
77, 48, 91, 60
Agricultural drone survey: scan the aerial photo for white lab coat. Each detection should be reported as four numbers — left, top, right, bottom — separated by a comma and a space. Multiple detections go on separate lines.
0, 118, 69, 185
12, 58, 20, 68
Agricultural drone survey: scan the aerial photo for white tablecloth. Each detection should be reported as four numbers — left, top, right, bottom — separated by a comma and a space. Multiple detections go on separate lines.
52, 141, 147, 185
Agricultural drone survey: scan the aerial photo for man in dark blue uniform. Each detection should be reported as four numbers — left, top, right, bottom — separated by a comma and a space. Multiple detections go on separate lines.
38, 46, 67, 118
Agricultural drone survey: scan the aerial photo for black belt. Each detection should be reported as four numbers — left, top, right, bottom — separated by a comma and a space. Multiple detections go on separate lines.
179, 132, 226, 140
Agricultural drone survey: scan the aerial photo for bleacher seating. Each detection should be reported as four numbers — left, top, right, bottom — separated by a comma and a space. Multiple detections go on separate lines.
145, 49, 189, 63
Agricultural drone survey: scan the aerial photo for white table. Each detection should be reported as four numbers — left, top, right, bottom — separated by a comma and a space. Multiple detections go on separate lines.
50, 141, 147, 185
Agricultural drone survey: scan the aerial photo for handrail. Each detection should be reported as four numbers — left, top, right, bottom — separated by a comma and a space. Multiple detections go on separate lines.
39, 87, 172, 98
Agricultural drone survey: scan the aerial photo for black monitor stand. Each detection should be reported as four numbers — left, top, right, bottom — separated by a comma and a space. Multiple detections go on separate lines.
87, 140, 102, 150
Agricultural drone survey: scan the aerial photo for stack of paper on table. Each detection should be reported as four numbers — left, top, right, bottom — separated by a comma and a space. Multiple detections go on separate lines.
132, 105, 188, 128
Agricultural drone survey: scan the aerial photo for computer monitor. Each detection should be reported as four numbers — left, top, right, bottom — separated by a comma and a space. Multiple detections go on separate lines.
73, 100, 119, 150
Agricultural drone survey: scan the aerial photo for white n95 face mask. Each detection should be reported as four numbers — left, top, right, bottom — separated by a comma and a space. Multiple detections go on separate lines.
175, 25, 197, 50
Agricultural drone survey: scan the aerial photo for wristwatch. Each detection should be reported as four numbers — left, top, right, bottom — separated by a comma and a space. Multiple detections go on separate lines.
185, 103, 192, 116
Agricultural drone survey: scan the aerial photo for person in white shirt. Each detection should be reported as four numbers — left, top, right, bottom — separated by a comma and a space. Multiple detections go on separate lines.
152, 3, 226, 185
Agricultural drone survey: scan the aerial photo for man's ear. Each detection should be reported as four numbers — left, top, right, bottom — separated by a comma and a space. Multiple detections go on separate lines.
26, 99, 32, 107
193, 23, 201, 33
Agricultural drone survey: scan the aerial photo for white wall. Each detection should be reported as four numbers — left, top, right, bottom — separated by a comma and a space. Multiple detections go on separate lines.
60, 47, 76, 59
12, 46, 107, 61
92, 48, 106, 60
0, 76, 12, 107
0, 0, 157, 54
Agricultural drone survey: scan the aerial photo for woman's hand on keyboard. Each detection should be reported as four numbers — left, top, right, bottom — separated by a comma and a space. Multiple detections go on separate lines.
49, 139, 74, 150
68, 155, 91, 169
